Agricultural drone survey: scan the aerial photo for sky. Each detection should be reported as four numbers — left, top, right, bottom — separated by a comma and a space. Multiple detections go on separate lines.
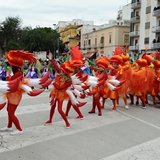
0, 0, 130, 29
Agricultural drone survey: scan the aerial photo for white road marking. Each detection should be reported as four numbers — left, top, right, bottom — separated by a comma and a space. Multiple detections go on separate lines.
0, 110, 130, 153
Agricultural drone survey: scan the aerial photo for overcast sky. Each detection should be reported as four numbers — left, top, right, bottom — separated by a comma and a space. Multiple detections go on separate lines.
0, 0, 130, 29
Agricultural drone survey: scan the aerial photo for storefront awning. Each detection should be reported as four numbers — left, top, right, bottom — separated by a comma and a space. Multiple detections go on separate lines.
84, 51, 97, 58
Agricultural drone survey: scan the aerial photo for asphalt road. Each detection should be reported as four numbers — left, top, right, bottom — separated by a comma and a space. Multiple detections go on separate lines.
0, 88, 160, 160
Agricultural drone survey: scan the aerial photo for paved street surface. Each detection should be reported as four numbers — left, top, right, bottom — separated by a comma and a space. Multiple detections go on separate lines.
1, 87, 160, 160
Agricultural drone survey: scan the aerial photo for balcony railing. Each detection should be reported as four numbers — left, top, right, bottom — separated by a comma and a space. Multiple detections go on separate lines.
152, 26, 160, 33
67, 35, 76, 39
130, 16, 140, 23
129, 45, 139, 51
151, 43, 160, 49
153, 8, 160, 17
98, 43, 104, 48
129, 30, 139, 37
131, 1, 141, 9
86, 45, 91, 49
80, 46, 86, 50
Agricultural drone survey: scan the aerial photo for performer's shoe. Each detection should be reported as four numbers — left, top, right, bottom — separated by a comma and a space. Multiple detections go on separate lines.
10, 129, 23, 135
142, 106, 147, 109
66, 123, 70, 129
125, 105, 129, 109
44, 120, 52, 125
88, 110, 95, 114
136, 101, 139, 106
75, 115, 83, 120
98, 112, 102, 116
111, 107, 117, 111
0, 126, 13, 132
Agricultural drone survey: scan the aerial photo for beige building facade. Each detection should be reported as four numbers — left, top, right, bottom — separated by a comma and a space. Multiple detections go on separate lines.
80, 25, 130, 59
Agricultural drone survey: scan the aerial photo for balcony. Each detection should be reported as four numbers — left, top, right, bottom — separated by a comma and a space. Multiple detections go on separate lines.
98, 43, 104, 48
74, 34, 80, 40
153, 8, 160, 17
92, 44, 97, 49
151, 42, 160, 49
80, 46, 86, 50
130, 16, 140, 23
131, 1, 141, 9
117, 15, 122, 20
129, 30, 139, 37
67, 35, 76, 39
129, 45, 139, 51
152, 26, 160, 33
86, 44, 91, 49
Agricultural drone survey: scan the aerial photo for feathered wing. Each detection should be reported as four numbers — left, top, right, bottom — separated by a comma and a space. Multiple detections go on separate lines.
23, 71, 53, 89
0, 93, 7, 110
21, 84, 44, 96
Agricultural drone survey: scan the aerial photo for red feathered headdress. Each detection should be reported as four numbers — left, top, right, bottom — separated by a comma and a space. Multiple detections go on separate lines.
69, 45, 84, 67
136, 58, 148, 67
7, 50, 37, 67
96, 56, 110, 69
141, 49, 153, 65
153, 60, 160, 68
121, 45, 130, 62
113, 46, 122, 56
60, 62, 74, 75
110, 55, 123, 65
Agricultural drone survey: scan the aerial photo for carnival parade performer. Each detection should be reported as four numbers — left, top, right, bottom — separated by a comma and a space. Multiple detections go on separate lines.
45, 51, 83, 128
45, 45, 105, 126
108, 54, 125, 111
113, 46, 132, 109
129, 57, 149, 109
0, 50, 52, 135
88, 55, 125, 114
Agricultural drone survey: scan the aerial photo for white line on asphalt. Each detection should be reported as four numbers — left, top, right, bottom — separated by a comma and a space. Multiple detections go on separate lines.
100, 136, 160, 160
0, 110, 130, 153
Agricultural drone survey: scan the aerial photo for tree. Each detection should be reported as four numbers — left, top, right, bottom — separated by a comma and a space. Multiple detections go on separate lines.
0, 16, 22, 55
0, 16, 63, 58
21, 27, 62, 58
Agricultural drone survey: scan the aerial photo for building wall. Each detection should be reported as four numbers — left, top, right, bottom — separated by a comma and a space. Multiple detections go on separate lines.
60, 25, 78, 47
81, 25, 130, 58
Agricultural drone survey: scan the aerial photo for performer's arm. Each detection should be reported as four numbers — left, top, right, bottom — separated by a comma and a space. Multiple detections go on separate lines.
48, 52, 60, 73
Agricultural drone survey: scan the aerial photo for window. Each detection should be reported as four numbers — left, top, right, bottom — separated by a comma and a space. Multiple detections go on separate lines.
84, 40, 86, 46
146, 6, 151, 14
109, 34, 112, 43
145, 22, 150, 29
136, 25, 138, 31
101, 36, 104, 43
124, 34, 129, 44
95, 38, 97, 44
88, 39, 91, 45
135, 39, 138, 45
144, 37, 149, 44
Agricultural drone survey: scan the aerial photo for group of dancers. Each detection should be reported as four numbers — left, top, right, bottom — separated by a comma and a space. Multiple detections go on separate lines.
0, 45, 160, 135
